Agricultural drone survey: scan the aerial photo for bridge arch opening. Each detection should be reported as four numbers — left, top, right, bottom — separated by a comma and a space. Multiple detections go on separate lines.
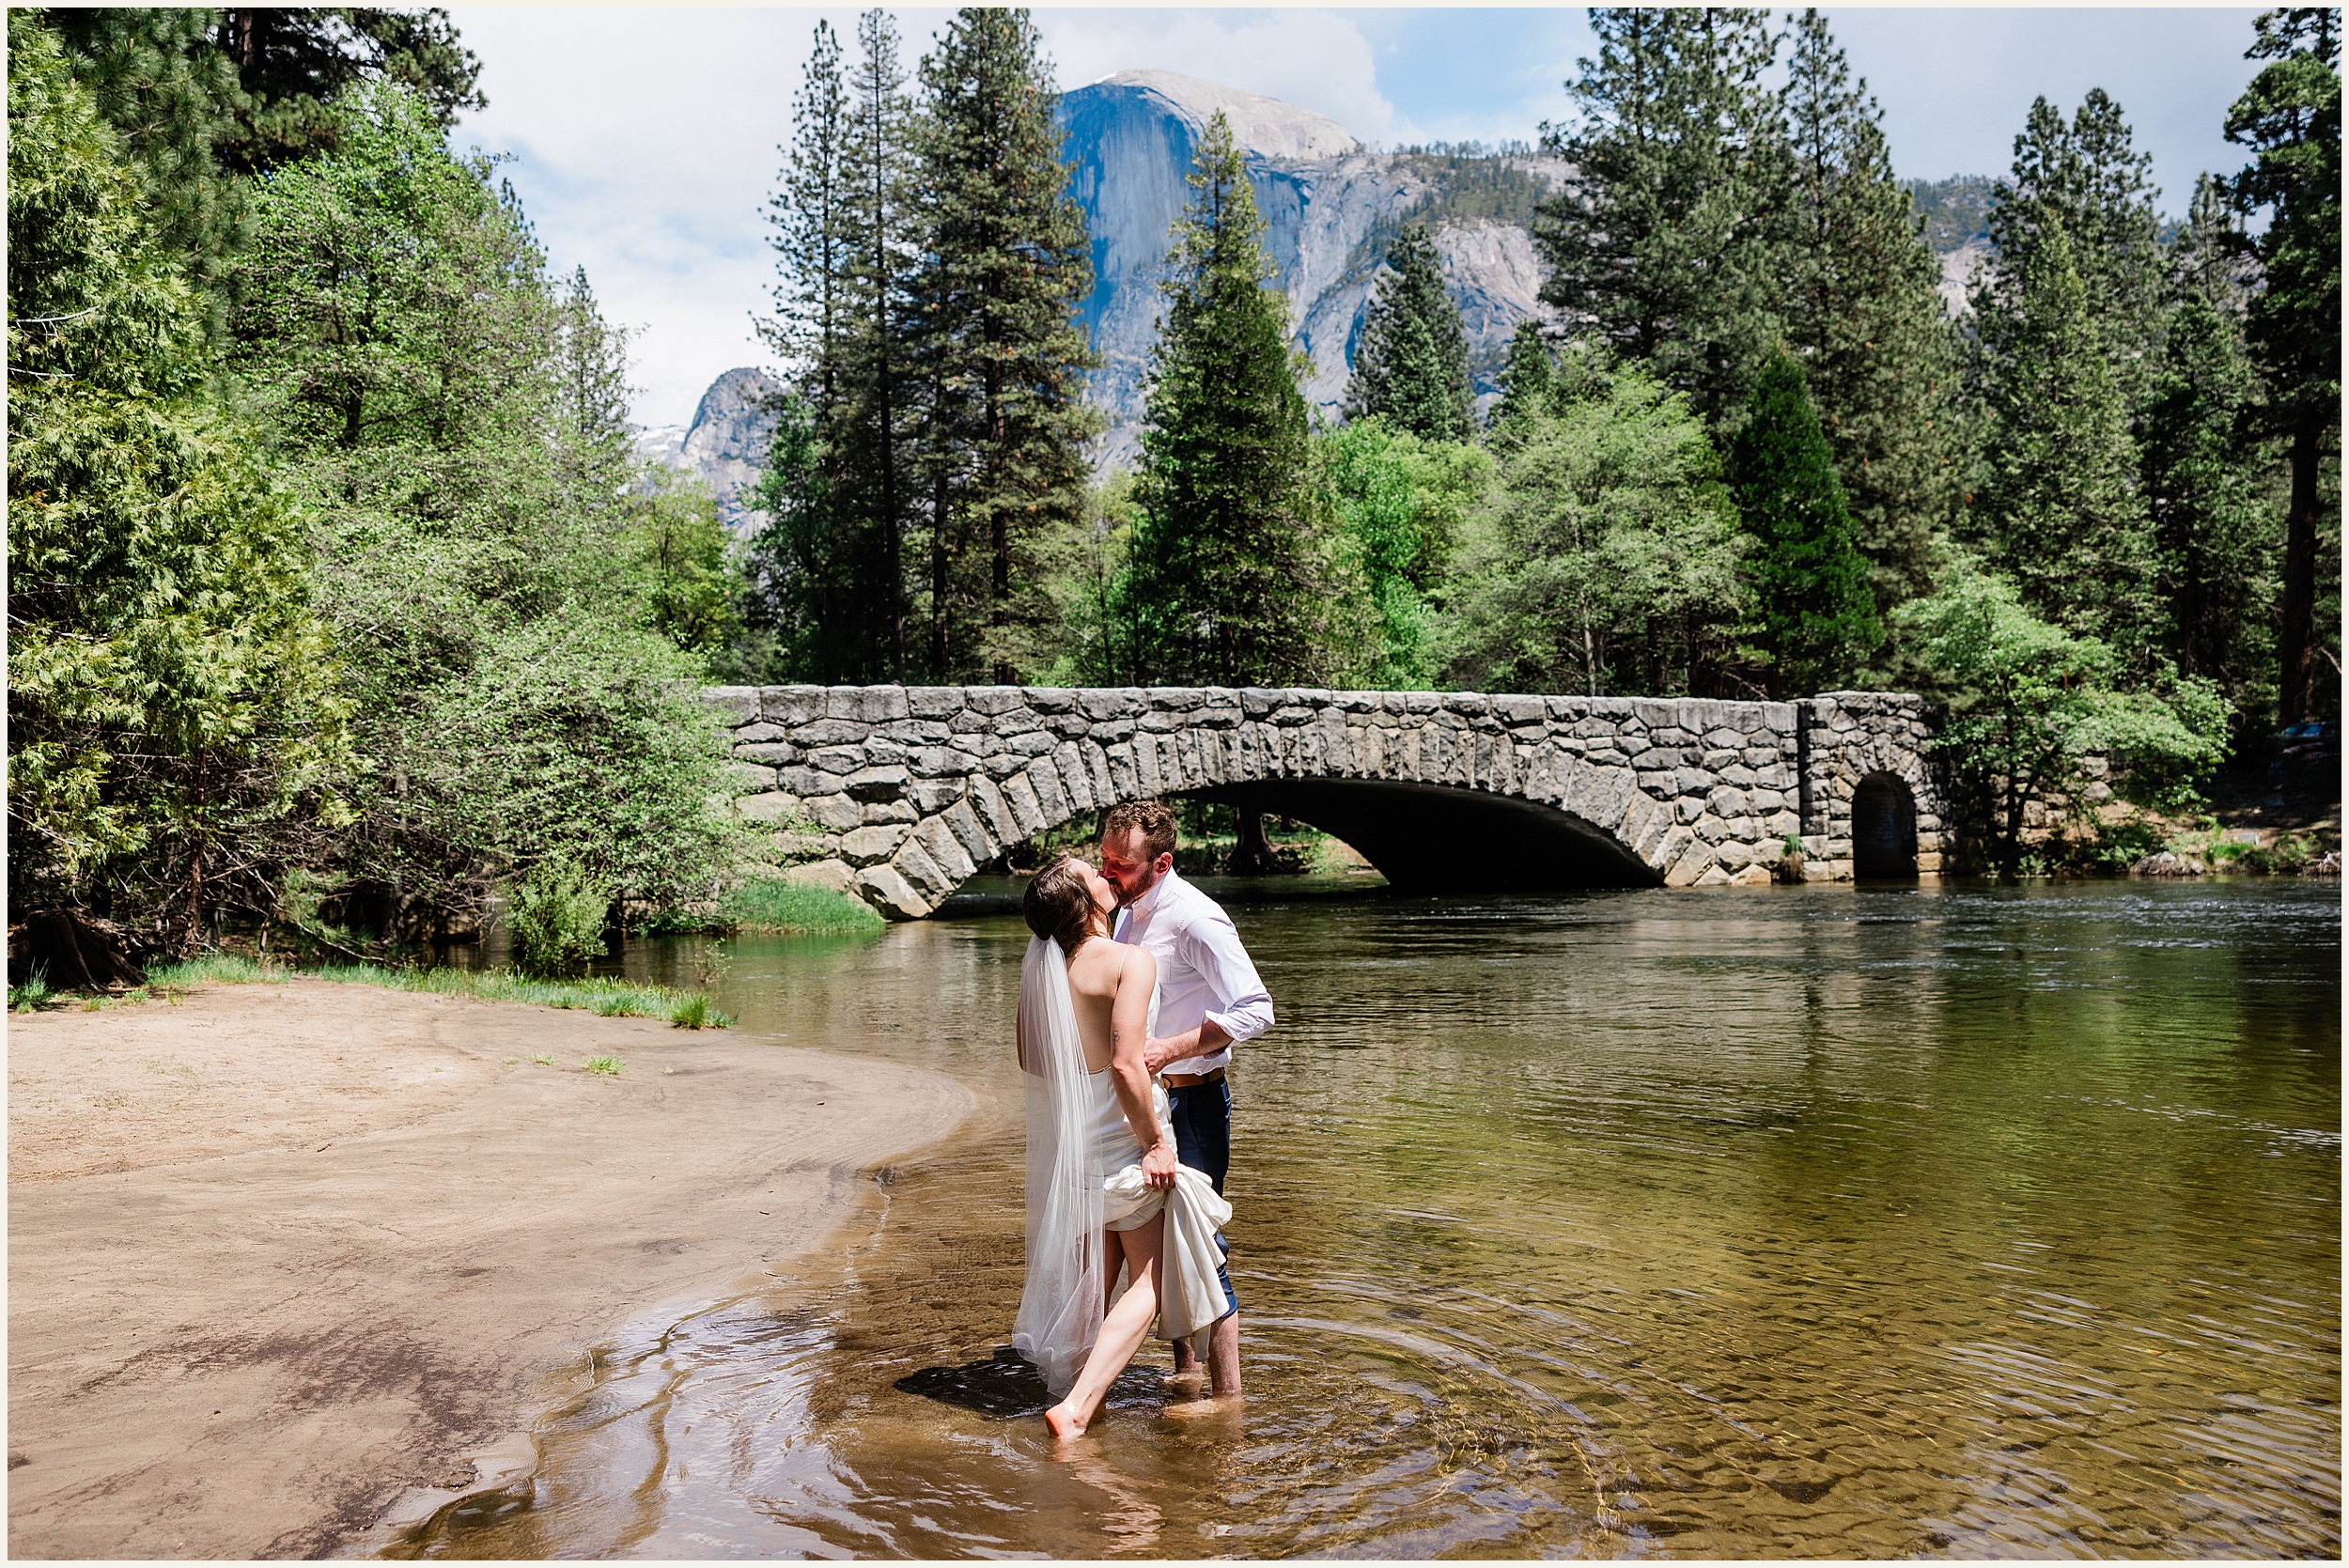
1182, 780, 1659, 893
1851, 772, 1919, 880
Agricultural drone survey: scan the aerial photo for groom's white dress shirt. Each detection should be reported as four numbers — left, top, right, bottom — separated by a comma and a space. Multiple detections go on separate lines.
1112, 869, 1273, 1075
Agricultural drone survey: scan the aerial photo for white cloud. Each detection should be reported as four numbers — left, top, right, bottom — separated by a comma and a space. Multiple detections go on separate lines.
451, 7, 945, 427
1034, 8, 1398, 145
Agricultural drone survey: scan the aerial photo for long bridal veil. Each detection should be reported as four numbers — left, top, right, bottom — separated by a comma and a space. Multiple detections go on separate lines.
1012, 935, 1107, 1397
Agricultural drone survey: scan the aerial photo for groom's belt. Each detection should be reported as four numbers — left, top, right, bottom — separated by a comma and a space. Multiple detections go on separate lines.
1160, 1066, 1226, 1088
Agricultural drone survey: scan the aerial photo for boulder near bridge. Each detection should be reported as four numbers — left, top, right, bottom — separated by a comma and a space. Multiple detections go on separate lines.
705, 685, 1949, 920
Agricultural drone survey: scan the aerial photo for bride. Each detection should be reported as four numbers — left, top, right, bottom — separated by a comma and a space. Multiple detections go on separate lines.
1016, 853, 1233, 1439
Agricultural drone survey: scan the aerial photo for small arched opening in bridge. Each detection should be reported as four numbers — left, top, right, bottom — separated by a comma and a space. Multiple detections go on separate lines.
1851, 772, 1919, 880
1184, 780, 1659, 893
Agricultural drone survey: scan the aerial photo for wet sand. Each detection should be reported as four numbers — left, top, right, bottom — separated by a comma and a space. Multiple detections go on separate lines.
6, 977, 969, 1559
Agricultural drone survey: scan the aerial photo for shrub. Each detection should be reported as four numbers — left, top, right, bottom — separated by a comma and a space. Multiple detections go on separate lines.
508, 855, 613, 976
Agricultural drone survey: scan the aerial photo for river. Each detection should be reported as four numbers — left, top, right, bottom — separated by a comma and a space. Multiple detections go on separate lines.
390, 877, 2339, 1559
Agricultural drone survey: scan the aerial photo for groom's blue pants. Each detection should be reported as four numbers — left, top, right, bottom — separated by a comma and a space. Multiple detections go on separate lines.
1166, 1078, 1240, 1321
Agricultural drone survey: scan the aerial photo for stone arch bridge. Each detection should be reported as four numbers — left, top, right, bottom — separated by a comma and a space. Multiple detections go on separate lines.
704, 685, 1949, 919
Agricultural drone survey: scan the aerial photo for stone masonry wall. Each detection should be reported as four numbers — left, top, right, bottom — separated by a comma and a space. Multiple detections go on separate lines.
703, 686, 1954, 918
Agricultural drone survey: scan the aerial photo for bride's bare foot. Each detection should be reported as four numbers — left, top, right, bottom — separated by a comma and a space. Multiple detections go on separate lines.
1044, 1402, 1087, 1440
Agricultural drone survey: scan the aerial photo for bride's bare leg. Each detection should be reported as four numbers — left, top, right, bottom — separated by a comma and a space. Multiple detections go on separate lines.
1047, 1219, 1163, 1438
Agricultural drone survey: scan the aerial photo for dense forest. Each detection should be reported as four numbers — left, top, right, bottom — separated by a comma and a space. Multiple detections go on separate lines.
9, 6, 2341, 961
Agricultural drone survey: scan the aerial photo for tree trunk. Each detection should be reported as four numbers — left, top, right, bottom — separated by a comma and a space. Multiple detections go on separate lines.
2277, 405, 2324, 725
1229, 809, 1279, 875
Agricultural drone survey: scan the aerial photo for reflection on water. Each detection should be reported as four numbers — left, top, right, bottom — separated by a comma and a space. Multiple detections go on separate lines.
396, 879, 2341, 1559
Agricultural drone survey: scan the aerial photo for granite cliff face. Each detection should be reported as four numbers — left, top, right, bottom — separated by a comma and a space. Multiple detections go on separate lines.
635, 365, 780, 533
1059, 70, 1558, 465
659, 73, 1557, 505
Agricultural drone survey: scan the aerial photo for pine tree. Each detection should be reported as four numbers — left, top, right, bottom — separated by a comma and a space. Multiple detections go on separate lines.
837, 8, 917, 675
908, 7, 1097, 683
1127, 111, 1335, 686
1778, 9, 1954, 613
1974, 219, 2165, 673
1533, 7, 1788, 428
1727, 352, 1881, 697
1344, 224, 1472, 442
2222, 7, 2341, 723
1971, 88, 2166, 415
1488, 319, 1556, 437
758, 20, 894, 680
2143, 289, 2273, 708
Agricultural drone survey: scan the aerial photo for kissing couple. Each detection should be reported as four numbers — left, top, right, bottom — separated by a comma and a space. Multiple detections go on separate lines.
1013, 800, 1274, 1438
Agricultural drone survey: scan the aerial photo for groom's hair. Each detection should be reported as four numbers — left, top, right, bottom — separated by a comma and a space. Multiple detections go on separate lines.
1102, 800, 1176, 862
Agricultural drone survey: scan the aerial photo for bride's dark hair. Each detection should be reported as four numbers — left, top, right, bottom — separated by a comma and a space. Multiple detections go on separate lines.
1022, 853, 1099, 954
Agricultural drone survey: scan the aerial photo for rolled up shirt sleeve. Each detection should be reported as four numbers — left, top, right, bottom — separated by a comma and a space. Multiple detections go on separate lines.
1184, 913, 1274, 1046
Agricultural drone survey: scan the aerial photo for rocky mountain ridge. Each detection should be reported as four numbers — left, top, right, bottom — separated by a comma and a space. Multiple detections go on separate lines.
646, 72, 1989, 524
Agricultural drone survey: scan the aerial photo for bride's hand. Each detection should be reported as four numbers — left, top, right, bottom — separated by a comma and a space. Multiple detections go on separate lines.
1141, 1141, 1179, 1190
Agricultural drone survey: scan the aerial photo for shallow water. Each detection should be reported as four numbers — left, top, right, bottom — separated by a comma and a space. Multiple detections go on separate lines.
396, 878, 2340, 1559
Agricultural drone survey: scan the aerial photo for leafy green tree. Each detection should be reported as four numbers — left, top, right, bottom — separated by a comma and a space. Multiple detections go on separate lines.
1320, 420, 1488, 688
1534, 7, 1787, 428
1727, 352, 1881, 696
1444, 355, 1748, 696
627, 469, 743, 664
2143, 289, 2276, 718
1899, 555, 2227, 876
1971, 219, 2165, 674
1778, 9, 1954, 612
1344, 225, 1473, 442
8, 22, 350, 953
1033, 474, 1141, 687
2222, 7, 2341, 723
1127, 111, 1339, 685
909, 7, 1097, 682
226, 85, 736, 938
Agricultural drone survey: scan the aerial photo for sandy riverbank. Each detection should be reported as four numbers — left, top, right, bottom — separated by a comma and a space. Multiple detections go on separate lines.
7, 977, 969, 1559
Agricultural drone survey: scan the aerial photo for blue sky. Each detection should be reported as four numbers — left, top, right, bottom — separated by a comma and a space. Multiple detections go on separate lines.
445, 7, 2275, 428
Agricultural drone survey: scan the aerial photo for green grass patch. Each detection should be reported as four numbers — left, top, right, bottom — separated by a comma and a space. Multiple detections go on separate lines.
10, 964, 54, 1012
140, 952, 727, 1029
304, 963, 725, 1026
583, 1054, 625, 1077
147, 954, 277, 986
722, 877, 883, 936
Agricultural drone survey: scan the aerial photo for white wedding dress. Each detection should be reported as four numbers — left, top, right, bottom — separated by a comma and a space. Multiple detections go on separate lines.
1013, 934, 1234, 1398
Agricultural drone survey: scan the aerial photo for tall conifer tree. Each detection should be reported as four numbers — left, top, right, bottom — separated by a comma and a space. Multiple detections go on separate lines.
760, 21, 883, 680
1971, 88, 2166, 414
837, 8, 917, 675
909, 7, 1097, 682
1728, 352, 1881, 696
2222, 7, 2341, 722
2143, 288, 2273, 707
1128, 112, 1333, 685
1534, 8, 1787, 428
1974, 220, 2165, 674
1344, 224, 1473, 442
1778, 9, 1953, 612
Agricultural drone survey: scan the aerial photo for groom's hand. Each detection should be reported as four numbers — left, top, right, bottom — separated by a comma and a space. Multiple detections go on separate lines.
1141, 1141, 1180, 1190
1142, 1036, 1170, 1074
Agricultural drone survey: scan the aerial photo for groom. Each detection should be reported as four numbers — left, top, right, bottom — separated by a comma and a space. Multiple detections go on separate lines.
1097, 799, 1272, 1396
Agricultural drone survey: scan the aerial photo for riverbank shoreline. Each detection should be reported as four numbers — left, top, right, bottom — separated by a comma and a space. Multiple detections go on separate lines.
6, 977, 970, 1559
